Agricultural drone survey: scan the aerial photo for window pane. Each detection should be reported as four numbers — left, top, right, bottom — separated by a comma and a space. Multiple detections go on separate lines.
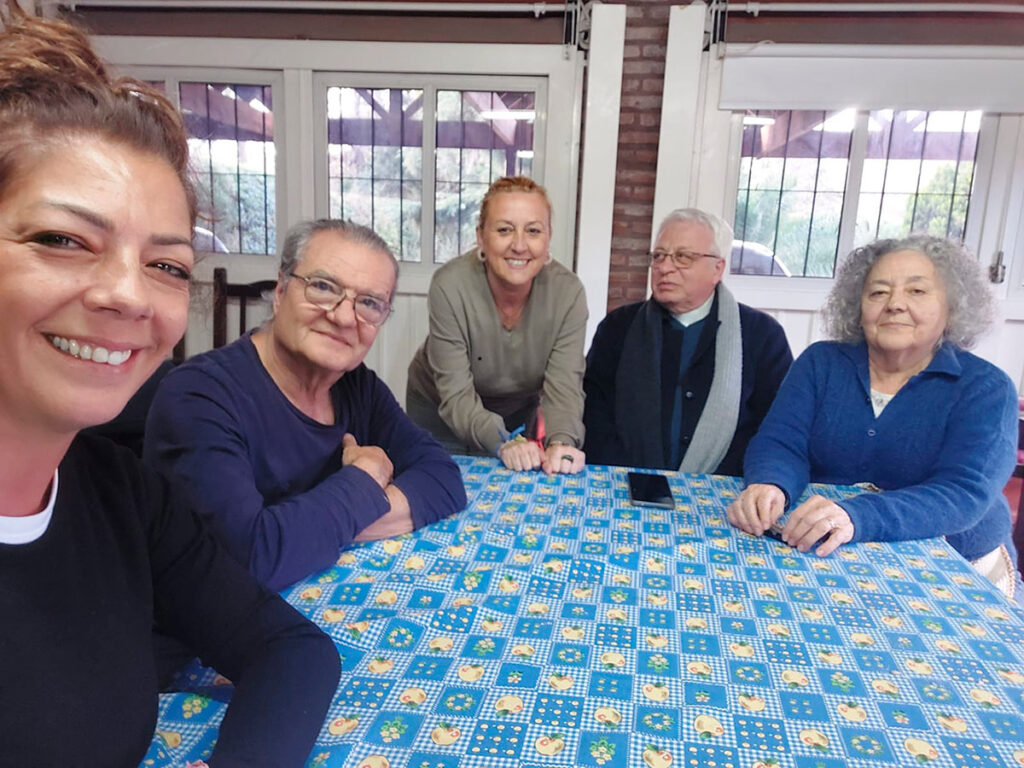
181, 82, 275, 255
733, 109, 851, 277
853, 109, 981, 247
434, 89, 536, 264
326, 87, 424, 262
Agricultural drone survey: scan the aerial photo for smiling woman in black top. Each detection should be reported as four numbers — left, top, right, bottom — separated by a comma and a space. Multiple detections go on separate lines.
0, 10, 337, 765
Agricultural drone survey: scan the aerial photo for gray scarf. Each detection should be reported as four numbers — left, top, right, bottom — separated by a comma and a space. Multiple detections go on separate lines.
679, 284, 742, 473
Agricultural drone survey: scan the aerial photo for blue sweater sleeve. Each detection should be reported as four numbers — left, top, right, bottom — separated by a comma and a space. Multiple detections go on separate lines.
359, 371, 467, 529
841, 370, 1018, 545
145, 364, 391, 591
742, 343, 820, 505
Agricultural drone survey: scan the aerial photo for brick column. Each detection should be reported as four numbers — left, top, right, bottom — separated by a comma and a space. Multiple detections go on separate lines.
606, 0, 672, 312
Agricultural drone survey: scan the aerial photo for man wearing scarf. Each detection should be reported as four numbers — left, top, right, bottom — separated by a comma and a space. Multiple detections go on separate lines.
583, 208, 792, 475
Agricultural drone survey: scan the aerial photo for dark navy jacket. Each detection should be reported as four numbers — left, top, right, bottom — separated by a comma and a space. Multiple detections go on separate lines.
583, 292, 792, 475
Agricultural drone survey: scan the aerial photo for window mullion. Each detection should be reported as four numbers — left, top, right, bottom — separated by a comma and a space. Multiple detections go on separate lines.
837, 111, 870, 261
421, 83, 438, 265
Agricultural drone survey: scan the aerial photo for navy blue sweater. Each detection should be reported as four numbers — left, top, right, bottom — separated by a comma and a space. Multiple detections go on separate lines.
144, 335, 466, 591
744, 341, 1018, 561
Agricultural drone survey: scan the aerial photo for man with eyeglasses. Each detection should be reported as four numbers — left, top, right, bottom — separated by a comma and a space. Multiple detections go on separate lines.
583, 208, 792, 475
144, 220, 466, 593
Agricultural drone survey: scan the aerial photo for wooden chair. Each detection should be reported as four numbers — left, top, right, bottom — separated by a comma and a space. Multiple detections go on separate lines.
212, 267, 278, 348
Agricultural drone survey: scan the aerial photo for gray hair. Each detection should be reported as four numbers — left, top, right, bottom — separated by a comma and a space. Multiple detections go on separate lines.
655, 208, 734, 261
823, 235, 995, 350
279, 219, 399, 299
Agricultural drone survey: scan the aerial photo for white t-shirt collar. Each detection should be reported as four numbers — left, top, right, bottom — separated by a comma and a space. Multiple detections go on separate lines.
0, 470, 58, 545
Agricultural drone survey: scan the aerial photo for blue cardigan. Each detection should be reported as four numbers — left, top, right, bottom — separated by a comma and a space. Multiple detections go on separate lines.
144, 335, 466, 591
744, 341, 1018, 561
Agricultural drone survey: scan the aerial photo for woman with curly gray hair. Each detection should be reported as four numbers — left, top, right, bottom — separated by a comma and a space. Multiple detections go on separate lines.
729, 235, 1020, 600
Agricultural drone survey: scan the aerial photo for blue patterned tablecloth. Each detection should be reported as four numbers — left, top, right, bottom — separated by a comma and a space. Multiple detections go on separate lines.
142, 458, 1024, 768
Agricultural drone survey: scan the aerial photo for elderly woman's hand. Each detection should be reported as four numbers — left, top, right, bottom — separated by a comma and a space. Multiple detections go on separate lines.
499, 438, 545, 472
542, 444, 584, 475
782, 495, 854, 556
342, 433, 393, 489
728, 483, 786, 535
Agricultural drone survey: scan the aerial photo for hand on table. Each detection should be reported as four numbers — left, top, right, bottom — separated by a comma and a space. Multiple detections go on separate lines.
342, 433, 393, 489
498, 438, 545, 472
542, 445, 585, 475
727, 483, 786, 535
781, 495, 854, 556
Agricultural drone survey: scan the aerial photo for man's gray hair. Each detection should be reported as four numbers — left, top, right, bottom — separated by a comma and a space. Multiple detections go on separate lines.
823, 235, 995, 350
279, 219, 399, 299
655, 208, 734, 261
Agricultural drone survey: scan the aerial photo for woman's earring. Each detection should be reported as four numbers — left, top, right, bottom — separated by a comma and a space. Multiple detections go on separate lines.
478, 250, 486, 262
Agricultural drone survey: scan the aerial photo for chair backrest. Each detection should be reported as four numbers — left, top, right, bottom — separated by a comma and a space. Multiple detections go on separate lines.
212, 267, 279, 348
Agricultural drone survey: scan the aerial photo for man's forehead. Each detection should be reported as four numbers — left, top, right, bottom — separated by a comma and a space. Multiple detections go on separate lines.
656, 219, 714, 248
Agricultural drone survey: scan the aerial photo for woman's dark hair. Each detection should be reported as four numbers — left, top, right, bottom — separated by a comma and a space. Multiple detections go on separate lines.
0, 9, 196, 223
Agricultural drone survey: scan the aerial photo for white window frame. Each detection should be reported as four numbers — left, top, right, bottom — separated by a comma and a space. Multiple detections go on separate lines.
653, 6, 1024, 317
312, 72, 549, 292
95, 36, 582, 294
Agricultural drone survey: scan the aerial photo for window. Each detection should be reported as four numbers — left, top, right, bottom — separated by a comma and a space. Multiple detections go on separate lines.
855, 109, 979, 246
114, 42, 577, 282
732, 108, 982, 278
321, 78, 541, 266
327, 87, 423, 261
136, 74, 279, 257
181, 82, 277, 255
734, 110, 850, 278
434, 89, 536, 261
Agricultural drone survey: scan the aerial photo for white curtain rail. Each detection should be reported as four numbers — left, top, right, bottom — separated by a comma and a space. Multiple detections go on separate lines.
727, 2, 1024, 15
58, 0, 567, 15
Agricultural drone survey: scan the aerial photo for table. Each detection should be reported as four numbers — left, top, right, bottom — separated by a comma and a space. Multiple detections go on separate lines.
142, 458, 1024, 768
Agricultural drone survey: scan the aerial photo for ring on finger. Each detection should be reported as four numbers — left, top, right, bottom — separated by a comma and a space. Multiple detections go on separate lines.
824, 517, 838, 531
561, 454, 573, 463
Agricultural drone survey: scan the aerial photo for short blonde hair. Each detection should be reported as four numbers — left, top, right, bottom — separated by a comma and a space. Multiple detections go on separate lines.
477, 176, 553, 231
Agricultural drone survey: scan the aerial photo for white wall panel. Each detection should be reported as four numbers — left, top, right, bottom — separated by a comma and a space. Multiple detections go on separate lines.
720, 44, 1024, 112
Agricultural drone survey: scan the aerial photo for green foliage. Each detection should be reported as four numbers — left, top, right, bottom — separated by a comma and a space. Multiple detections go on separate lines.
734, 190, 841, 277
902, 163, 971, 240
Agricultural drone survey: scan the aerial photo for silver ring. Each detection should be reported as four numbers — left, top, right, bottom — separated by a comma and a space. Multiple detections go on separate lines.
825, 518, 838, 530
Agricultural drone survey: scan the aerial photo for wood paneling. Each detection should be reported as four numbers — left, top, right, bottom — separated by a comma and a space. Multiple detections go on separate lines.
69, 8, 566, 43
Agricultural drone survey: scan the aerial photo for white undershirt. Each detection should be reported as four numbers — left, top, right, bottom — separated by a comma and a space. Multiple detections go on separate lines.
0, 470, 58, 545
870, 388, 895, 418
672, 292, 715, 328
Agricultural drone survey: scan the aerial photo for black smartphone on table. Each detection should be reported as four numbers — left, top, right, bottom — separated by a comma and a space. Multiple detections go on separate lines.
627, 472, 675, 509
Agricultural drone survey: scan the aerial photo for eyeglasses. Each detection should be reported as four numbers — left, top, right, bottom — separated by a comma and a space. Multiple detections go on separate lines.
288, 272, 392, 327
648, 249, 721, 269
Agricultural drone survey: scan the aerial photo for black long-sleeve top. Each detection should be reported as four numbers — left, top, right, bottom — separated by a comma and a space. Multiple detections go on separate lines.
0, 433, 339, 766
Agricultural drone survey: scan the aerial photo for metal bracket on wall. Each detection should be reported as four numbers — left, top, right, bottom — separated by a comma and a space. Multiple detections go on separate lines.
707, 0, 727, 49
989, 250, 1006, 284
575, 0, 592, 51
